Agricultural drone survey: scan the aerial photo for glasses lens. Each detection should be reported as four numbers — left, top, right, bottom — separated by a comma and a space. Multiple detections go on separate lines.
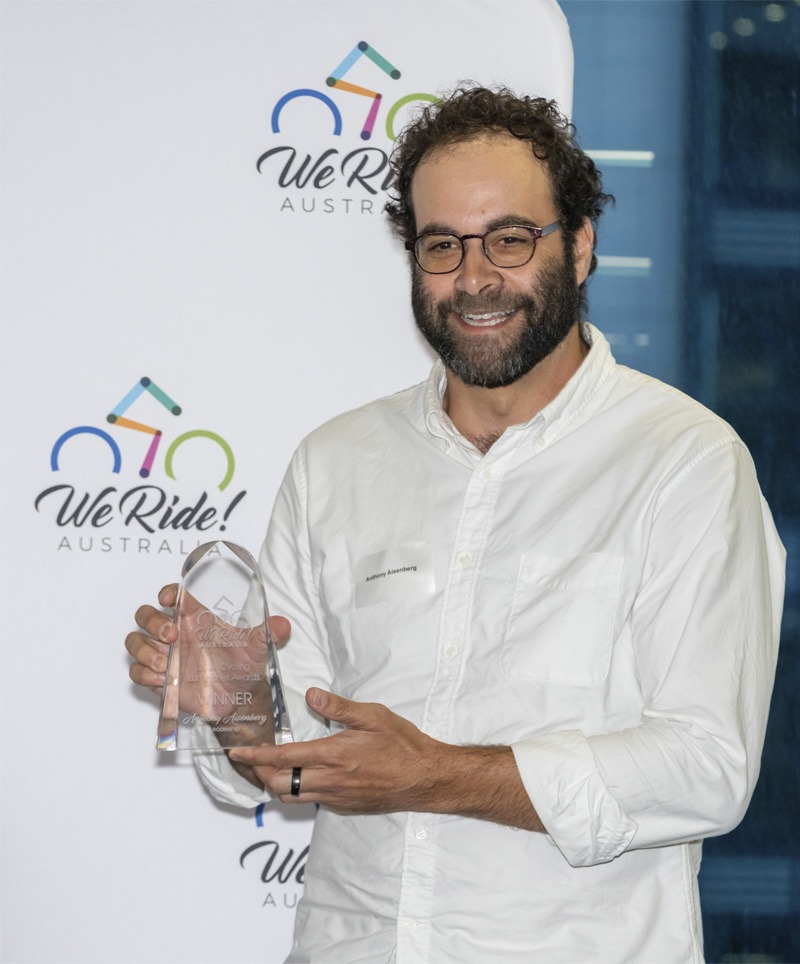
485, 227, 536, 267
416, 235, 463, 273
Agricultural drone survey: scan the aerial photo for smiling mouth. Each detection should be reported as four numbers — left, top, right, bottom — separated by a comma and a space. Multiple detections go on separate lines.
458, 309, 516, 328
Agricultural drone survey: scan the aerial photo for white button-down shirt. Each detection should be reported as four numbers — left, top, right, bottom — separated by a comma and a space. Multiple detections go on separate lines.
196, 326, 785, 963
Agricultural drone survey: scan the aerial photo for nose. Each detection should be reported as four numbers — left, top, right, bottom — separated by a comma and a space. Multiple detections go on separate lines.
453, 238, 504, 296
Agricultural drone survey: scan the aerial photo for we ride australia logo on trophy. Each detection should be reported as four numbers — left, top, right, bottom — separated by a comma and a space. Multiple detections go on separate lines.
258, 40, 437, 215
34, 377, 246, 555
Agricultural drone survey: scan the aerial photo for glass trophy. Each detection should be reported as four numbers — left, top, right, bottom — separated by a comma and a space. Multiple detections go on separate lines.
156, 540, 292, 751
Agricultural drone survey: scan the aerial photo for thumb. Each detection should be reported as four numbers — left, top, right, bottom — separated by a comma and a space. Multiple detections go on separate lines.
306, 688, 372, 727
269, 615, 291, 646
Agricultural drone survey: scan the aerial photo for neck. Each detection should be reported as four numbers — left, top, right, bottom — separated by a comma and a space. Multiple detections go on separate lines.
443, 323, 588, 453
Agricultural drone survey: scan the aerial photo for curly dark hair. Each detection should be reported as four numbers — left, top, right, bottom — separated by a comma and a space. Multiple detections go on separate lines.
385, 86, 612, 285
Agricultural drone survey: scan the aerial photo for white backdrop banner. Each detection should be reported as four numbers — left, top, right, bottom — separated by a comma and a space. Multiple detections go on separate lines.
1, 2, 572, 961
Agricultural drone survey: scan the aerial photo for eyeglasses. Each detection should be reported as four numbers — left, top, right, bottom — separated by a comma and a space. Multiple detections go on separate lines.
405, 220, 561, 274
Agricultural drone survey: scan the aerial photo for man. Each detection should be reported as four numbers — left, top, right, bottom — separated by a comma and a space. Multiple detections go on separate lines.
128, 88, 785, 962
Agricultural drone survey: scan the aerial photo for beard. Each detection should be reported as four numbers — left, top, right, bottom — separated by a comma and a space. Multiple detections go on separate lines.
411, 246, 581, 389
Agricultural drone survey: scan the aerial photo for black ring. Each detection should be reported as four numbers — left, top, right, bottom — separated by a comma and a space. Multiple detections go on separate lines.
290, 766, 302, 797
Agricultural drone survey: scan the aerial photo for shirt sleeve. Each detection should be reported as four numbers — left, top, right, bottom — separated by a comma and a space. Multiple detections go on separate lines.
191, 722, 273, 808
512, 438, 786, 867
193, 443, 334, 809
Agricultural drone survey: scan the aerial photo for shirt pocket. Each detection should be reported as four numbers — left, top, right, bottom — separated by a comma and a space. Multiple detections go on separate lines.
501, 552, 624, 685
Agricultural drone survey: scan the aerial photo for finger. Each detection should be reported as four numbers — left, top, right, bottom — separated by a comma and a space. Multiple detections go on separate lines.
229, 739, 281, 759
284, 764, 307, 799
229, 736, 328, 770
252, 763, 300, 797
125, 628, 168, 664
134, 603, 177, 644
157, 583, 179, 608
125, 629, 169, 678
126, 635, 167, 688
129, 660, 167, 689
257, 763, 316, 804
269, 615, 291, 646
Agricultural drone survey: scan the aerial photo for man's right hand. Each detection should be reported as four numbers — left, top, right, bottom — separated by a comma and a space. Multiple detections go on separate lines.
125, 585, 293, 702
126, 584, 180, 695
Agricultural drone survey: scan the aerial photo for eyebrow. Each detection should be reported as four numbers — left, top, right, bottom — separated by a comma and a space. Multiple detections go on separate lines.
416, 214, 550, 236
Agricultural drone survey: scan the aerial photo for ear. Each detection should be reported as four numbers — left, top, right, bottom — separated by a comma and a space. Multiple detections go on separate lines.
572, 217, 594, 286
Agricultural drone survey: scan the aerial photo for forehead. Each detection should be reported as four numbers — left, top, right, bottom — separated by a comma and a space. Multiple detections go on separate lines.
410, 134, 555, 232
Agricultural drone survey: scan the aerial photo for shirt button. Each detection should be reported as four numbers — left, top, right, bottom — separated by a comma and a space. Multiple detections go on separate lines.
444, 645, 459, 659
535, 437, 546, 450
459, 552, 473, 567
415, 828, 429, 840
480, 467, 493, 480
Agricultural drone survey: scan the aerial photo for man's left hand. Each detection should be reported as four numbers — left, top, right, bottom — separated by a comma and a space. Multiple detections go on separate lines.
229, 687, 445, 813
228, 688, 545, 831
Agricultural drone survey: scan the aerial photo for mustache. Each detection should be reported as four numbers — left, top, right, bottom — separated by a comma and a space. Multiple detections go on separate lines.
440, 292, 536, 316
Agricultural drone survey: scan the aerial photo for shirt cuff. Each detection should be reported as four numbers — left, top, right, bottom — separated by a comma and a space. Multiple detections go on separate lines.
191, 723, 273, 809
512, 729, 638, 867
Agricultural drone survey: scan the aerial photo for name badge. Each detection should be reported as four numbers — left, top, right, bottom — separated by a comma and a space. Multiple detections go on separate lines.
354, 542, 436, 609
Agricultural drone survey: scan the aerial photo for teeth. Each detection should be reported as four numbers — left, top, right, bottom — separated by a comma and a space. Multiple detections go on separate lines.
461, 309, 514, 327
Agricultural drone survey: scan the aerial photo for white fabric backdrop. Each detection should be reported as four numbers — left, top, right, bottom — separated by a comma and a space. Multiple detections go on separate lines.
1, 2, 572, 961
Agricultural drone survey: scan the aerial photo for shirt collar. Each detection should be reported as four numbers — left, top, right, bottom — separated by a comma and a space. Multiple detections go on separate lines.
534, 323, 614, 443
423, 323, 615, 449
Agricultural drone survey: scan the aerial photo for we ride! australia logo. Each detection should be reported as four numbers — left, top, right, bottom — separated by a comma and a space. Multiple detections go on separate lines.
35, 377, 246, 555
239, 803, 309, 910
258, 40, 438, 214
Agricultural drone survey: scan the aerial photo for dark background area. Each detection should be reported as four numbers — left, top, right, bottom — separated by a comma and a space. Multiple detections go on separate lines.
561, 2, 799, 960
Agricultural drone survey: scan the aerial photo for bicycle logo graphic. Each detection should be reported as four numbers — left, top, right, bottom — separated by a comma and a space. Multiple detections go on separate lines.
50, 377, 235, 491
269, 40, 438, 143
